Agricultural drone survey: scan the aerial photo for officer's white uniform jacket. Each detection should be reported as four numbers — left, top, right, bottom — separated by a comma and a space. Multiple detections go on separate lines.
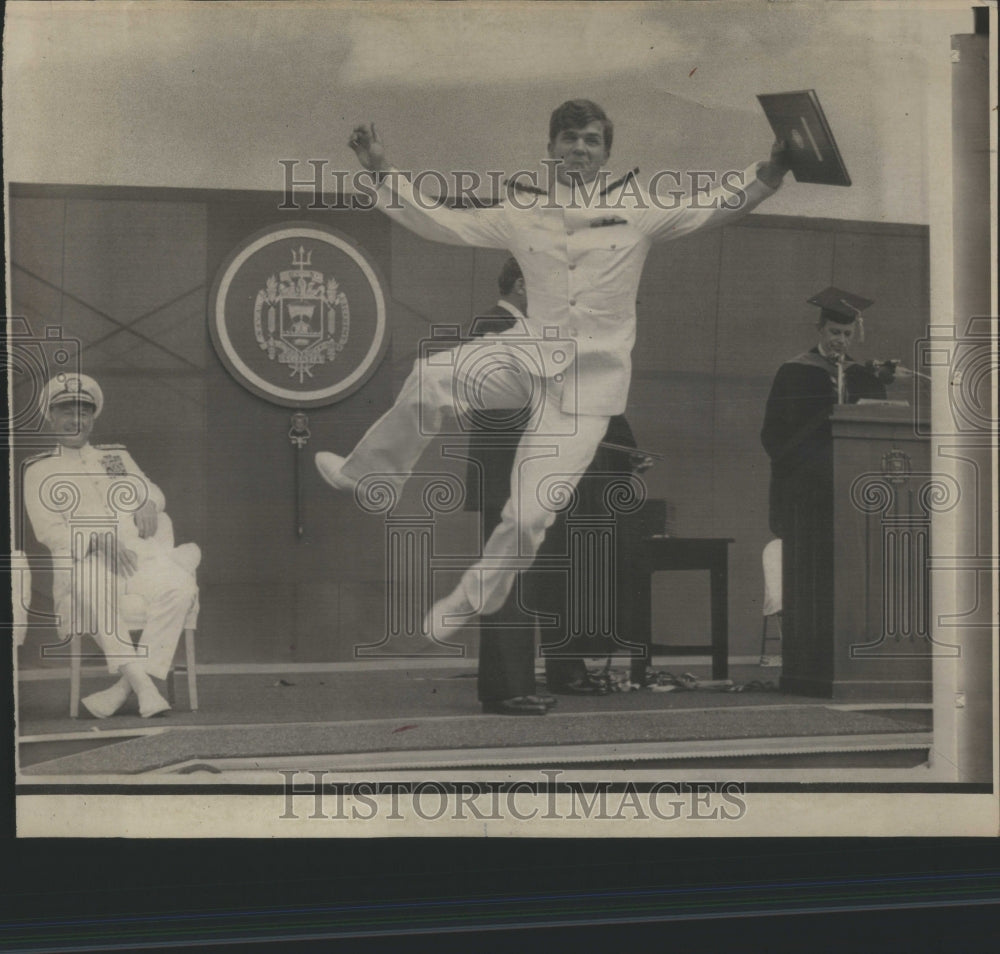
377, 163, 780, 415
23, 441, 199, 678
23, 443, 167, 566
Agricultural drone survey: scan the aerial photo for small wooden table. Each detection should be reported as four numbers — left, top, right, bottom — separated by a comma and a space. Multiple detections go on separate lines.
628, 537, 733, 683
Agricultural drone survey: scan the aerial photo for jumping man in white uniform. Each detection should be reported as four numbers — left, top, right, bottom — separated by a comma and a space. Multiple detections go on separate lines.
317, 100, 790, 638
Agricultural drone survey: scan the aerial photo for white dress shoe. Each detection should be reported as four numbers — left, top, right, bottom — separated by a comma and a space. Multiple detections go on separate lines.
82, 680, 131, 719
138, 689, 172, 718
423, 587, 477, 637
315, 452, 357, 492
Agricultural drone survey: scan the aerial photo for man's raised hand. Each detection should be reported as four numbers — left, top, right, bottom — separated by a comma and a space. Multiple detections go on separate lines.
769, 137, 792, 173
758, 138, 792, 189
348, 123, 389, 172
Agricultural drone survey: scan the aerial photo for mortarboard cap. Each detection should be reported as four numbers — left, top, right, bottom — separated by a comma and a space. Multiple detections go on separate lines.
807, 286, 874, 324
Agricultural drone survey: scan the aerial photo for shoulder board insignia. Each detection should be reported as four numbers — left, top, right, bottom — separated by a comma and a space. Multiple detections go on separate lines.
95, 443, 127, 450
505, 178, 548, 197
599, 168, 639, 197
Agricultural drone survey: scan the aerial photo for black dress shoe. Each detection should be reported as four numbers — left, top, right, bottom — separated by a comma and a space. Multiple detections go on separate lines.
482, 696, 549, 715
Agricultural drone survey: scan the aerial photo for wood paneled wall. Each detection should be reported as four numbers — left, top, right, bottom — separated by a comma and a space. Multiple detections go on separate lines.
10, 187, 928, 664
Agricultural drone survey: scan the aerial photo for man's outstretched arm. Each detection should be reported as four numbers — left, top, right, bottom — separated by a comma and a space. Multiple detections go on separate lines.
347, 122, 510, 249
638, 138, 791, 243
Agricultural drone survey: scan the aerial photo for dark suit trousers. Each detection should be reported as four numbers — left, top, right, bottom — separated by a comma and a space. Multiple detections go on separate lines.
476, 505, 537, 703
473, 416, 638, 700
476, 504, 591, 699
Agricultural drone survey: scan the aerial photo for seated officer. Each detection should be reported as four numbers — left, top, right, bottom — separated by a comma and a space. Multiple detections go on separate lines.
23, 374, 200, 718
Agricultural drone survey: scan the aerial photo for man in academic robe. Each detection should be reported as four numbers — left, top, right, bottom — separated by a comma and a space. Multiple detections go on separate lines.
760, 287, 889, 683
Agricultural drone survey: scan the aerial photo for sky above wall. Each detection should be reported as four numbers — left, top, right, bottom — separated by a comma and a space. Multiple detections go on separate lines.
2, 1, 979, 223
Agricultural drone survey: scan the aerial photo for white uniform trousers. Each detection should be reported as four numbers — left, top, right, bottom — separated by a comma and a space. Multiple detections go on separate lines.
340, 344, 610, 615
56, 541, 199, 681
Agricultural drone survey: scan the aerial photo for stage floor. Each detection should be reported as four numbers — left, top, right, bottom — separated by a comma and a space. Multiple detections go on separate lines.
16, 662, 933, 776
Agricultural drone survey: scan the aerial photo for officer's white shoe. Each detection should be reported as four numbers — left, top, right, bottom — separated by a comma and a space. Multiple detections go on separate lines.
315, 452, 357, 492
138, 688, 171, 718
423, 587, 477, 638
82, 678, 131, 719
120, 663, 172, 718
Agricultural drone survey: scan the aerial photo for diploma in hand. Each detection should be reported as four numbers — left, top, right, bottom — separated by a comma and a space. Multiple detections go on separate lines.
757, 89, 852, 186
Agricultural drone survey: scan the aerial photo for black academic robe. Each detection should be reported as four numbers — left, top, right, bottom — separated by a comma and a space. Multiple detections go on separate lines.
761, 348, 886, 538
760, 348, 885, 685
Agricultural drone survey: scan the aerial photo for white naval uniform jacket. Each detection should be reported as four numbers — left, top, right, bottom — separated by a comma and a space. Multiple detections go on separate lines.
377, 163, 780, 416
23, 443, 168, 570
23, 442, 199, 674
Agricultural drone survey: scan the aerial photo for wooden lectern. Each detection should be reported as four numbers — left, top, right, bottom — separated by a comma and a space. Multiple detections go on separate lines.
779, 404, 941, 700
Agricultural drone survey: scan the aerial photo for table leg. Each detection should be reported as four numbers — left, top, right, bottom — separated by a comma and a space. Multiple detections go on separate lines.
710, 550, 729, 680
631, 555, 652, 685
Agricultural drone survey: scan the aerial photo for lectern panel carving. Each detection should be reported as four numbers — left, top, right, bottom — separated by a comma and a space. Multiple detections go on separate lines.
849, 468, 961, 657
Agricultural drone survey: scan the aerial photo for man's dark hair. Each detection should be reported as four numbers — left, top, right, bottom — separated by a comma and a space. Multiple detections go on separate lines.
548, 99, 613, 154
497, 256, 523, 295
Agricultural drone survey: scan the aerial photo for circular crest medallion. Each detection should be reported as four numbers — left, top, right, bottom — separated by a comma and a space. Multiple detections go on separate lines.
209, 223, 389, 407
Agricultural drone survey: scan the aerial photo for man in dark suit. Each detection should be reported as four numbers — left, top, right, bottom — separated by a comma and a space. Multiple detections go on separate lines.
467, 259, 651, 713
464, 258, 552, 714
529, 414, 650, 695
761, 287, 889, 678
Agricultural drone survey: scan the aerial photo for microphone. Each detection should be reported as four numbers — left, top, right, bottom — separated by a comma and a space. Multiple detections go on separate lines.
864, 359, 932, 383
863, 358, 898, 384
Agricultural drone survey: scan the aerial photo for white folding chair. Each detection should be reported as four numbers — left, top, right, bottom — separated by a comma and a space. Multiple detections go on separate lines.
12, 551, 31, 648
759, 538, 783, 667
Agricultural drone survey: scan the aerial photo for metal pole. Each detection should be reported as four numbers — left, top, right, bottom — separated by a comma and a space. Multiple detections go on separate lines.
932, 19, 995, 783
